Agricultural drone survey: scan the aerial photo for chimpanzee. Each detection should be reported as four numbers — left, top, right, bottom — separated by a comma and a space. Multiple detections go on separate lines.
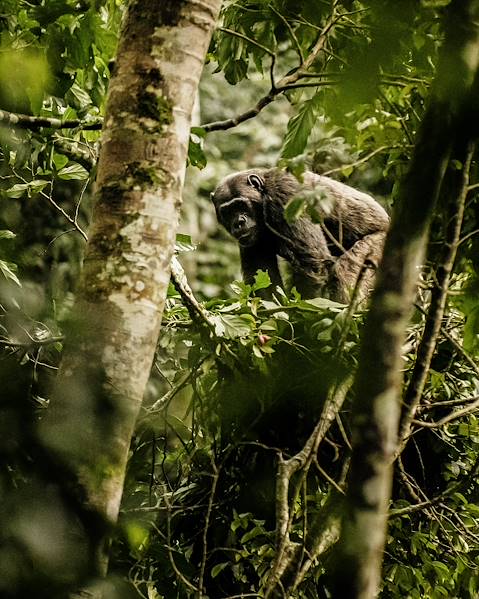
212, 168, 390, 302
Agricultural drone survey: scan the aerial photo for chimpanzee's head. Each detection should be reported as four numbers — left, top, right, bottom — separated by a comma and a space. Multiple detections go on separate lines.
211, 171, 266, 247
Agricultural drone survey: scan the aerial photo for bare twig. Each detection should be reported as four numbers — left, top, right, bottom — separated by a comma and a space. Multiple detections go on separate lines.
442, 328, 479, 378
269, 4, 304, 62
412, 396, 479, 429
315, 457, 345, 495
218, 27, 275, 56
321, 145, 395, 177
0, 335, 63, 348
164, 490, 199, 593
391, 455, 479, 517
458, 227, 479, 246
198, 462, 220, 598
145, 354, 211, 415
39, 185, 89, 242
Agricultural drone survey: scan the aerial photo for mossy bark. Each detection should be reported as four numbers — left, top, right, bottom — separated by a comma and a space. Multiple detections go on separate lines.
39, 0, 221, 592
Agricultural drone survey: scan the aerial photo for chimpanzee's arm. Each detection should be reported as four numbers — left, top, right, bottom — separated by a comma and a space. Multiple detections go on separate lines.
239, 243, 283, 290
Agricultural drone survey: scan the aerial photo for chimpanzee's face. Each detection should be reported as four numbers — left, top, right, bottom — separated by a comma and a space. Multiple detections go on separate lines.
212, 172, 265, 247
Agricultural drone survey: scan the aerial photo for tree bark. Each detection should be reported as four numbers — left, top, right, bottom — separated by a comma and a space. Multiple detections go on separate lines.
329, 2, 479, 598
399, 140, 474, 446
38, 0, 221, 588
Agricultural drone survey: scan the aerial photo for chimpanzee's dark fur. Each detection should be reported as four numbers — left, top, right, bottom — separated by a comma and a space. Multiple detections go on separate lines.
212, 168, 390, 302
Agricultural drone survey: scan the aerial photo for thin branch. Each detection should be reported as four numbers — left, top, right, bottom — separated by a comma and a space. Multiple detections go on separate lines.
422, 395, 479, 408
391, 455, 479, 517
46, 229, 78, 249
277, 7, 340, 89
164, 490, 199, 593
170, 255, 216, 329
202, 91, 277, 132
269, 4, 304, 62
321, 145, 394, 177
412, 396, 479, 429
197, 463, 220, 599
458, 227, 479, 246
53, 136, 98, 170
0, 335, 64, 348
315, 457, 345, 495
442, 328, 479, 378
145, 353, 211, 415
11, 168, 89, 242
276, 80, 337, 91
0, 108, 102, 131
39, 186, 89, 242
218, 27, 275, 56
202, 4, 342, 132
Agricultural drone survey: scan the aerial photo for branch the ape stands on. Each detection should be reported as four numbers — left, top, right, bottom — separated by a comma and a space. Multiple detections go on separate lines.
263, 266, 369, 598
170, 256, 216, 330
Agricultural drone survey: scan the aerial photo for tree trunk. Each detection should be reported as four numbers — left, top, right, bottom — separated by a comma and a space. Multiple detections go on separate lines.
329, 2, 479, 597
38, 0, 221, 588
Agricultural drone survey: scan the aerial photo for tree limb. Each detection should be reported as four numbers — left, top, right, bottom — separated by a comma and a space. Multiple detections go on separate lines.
399, 141, 474, 447
0, 108, 103, 130
202, 4, 341, 132
329, 2, 479, 597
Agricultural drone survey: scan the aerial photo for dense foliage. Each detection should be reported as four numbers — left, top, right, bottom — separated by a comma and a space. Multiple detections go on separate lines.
1, 1, 479, 598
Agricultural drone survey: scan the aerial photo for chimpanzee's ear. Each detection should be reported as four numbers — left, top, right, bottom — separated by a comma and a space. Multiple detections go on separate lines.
247, 173, 265, 192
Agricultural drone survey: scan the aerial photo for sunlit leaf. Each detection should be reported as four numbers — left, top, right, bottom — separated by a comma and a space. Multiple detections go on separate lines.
57, 163, 89, 180
280, 93, 322, 159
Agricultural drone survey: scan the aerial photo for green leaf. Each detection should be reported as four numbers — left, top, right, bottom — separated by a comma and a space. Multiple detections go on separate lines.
5, 180, 49, 198
67, 82, 92, 107
259, 319, 277, 332
57, 163, 89, 180
464, 305, 479, 353
280, 93, 322, 159
304, 297, 347, 311
175, 233, 196, 253
0, 259, 21, 286
188, 129, 207, 169
240, 525, 264, 543
284, 196, 306, 223
224, 59, 248, 84
252, 344, 263, 358
212, 313, 256, 338
124, 521, 149, 556
53, 152, 69, 170
252, 270, 271, 290
211, 562, 229, 578
0, 230, 15, 240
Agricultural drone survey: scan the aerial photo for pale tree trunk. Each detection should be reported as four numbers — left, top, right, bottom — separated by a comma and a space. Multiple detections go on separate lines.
329, 1, 479, 597
39, 0, 221, 591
